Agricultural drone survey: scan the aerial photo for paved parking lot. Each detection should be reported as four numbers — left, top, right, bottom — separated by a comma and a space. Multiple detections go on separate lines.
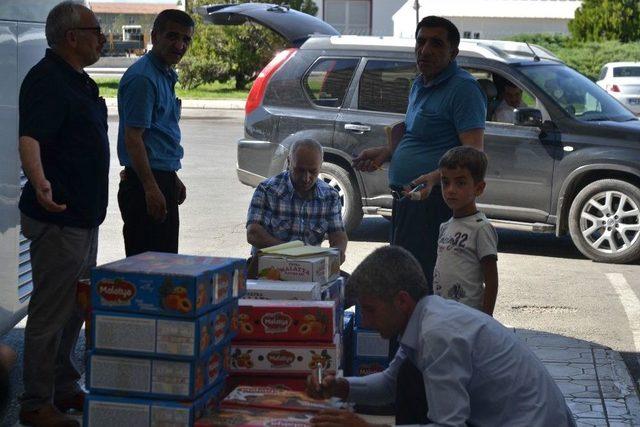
2, 113, 639, 426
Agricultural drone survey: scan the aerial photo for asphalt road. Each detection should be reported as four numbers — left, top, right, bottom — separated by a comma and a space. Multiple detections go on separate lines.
2, 112, 640, 425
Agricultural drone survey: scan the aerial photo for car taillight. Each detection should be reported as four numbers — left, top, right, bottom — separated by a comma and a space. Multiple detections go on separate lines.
607, 84, 621, 93
245, 48, 297, 116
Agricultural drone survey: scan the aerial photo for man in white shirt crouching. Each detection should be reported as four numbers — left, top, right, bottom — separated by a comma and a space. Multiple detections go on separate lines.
306, 246, 576, 427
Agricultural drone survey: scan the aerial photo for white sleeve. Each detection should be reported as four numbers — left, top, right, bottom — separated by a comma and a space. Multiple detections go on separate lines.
420, 330, 474, 426
476, 223, 498, 260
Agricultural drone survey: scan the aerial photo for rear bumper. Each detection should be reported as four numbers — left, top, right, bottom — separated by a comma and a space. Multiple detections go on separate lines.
237, 168, 266, 188
611, 94, 640, 114
237, 138, 287, 187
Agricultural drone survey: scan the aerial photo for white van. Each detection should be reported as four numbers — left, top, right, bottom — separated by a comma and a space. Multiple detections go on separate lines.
0, 0, 74, 335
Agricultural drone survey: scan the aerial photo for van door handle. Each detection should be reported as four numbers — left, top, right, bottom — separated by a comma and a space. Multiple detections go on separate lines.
344, 123, 371, 133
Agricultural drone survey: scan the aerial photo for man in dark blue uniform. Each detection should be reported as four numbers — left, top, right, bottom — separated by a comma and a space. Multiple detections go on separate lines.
17, 2, 109, 426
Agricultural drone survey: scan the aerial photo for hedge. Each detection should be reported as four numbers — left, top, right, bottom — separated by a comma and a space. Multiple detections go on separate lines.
507, 34, 640, 81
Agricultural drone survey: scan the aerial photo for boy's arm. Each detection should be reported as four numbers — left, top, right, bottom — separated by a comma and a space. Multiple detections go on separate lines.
481, 256, 498, 316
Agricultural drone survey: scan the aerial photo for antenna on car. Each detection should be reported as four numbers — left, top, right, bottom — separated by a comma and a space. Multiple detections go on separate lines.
525, 42, 540, 62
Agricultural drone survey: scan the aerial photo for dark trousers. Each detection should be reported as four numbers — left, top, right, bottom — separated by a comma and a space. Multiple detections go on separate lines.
118, 167, 179, 257
390, 186, 451, 293
396, 359, 430, 425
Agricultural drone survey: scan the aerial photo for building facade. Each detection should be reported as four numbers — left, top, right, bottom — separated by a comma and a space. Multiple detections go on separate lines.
316, 0, 582, 39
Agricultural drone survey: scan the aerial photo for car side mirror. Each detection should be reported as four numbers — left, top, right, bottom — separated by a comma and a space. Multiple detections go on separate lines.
514, 108, 543, 127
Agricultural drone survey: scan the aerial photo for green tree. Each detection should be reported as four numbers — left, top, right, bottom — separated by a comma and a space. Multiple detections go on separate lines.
180, 0, 318, 89
288, 0, 319, 15
569, 0, 640, 43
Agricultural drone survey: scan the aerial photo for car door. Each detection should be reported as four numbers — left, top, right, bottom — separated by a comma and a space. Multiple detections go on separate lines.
461, 64, 560, 222
333, 57, 416, 212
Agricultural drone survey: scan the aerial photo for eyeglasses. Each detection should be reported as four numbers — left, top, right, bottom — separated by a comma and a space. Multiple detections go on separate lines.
68, 26, 103, 36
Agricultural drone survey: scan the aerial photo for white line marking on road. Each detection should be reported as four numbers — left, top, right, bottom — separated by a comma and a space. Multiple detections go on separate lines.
606, 273, 640, 352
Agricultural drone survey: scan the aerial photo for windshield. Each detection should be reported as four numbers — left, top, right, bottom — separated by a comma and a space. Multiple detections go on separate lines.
519, 64, 637, 122
613, 66, 640, 77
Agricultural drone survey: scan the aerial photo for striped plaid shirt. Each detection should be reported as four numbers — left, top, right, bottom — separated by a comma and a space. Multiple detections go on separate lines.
247, 171, 345, 247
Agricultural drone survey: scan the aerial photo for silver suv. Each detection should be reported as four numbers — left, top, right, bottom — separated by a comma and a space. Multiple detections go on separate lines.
201, 3, 640, 264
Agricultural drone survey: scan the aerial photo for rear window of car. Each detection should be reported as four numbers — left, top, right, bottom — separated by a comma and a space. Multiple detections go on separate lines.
613, 67, 640, 77
303, 57, 359, 108
358, 60, 415, 114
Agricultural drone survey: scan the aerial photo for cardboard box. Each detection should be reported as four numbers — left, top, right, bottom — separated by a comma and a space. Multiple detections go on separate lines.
221, 386, 344, 413
236, 300, 335, 342
226, 375, 307, 393
77, 279, 92, 350
321, 277, 345, 333
341, 310, 355, 376
87, 340, 230, 400
320, 277, 344, 305
230, 340, 339, 376
195, 407, 314, 427
91, 300, 236, 359
352, 357, 389, 377
257, 251, 339, 285
353, 328, 389, 359
245, 280, 322, 300
91, 252, 246, 318
83, 381, 224, 427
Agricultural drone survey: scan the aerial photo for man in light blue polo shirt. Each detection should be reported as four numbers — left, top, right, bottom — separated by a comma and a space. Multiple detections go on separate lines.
353, 16, 486, 290
117, 9, 194, 256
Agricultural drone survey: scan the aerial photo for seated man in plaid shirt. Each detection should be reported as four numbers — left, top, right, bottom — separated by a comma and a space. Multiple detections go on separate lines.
246, 138, 348, 274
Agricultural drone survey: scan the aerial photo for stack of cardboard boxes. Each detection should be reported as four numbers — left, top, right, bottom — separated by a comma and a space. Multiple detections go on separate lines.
351, 306, 390, 377
82, 252, 246, 426
227, 245, 344, 392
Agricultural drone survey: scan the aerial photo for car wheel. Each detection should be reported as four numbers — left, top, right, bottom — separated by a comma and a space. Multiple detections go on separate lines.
568, 179, 640, 263
319, 162, 363, 233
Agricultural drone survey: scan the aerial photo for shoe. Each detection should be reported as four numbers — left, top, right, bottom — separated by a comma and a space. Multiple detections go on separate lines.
54, 390, 85, 413
19, 404, 80, 427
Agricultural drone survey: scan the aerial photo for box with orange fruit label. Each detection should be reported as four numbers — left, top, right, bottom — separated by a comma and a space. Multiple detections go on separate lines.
225, 375, 308, 393
220, 386, 345, 413
91, 252, 246, 318
195, 406, 315, 427
229, 339, 340, 376
91, 299, 236, 359
87, 337, 231, 400
236, 300, 335, 342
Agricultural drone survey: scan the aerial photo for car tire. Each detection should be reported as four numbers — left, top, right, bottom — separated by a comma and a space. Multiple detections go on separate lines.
568, 179, 640, 263
319, 162, 363, 233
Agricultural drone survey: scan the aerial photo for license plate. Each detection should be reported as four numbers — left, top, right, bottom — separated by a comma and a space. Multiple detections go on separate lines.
629, 98, 640, 105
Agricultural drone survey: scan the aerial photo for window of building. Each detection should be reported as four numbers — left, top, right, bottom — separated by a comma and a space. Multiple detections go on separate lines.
303, 58, 360, 108
358, 60, 416, 114
324, 0, 371, 36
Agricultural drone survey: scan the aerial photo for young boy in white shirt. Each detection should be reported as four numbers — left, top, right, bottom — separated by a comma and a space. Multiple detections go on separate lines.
433, 146, 499, 315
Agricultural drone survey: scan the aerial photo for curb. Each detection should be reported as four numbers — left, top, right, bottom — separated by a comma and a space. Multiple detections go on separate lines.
104, 97, 246, 118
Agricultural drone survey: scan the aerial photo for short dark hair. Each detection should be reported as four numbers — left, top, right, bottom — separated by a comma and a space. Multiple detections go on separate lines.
439, 146, 488, 183
45, 1, 86, 47
153, 9, 194, 33
415, 16, 460, 49
347, 246, 429, 302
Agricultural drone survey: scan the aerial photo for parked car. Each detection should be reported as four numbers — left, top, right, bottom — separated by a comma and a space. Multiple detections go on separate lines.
200, 3, 640, 264
597, 62, 640, 115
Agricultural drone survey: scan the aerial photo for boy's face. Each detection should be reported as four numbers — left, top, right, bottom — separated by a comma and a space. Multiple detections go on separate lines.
441, 166, 485, 217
